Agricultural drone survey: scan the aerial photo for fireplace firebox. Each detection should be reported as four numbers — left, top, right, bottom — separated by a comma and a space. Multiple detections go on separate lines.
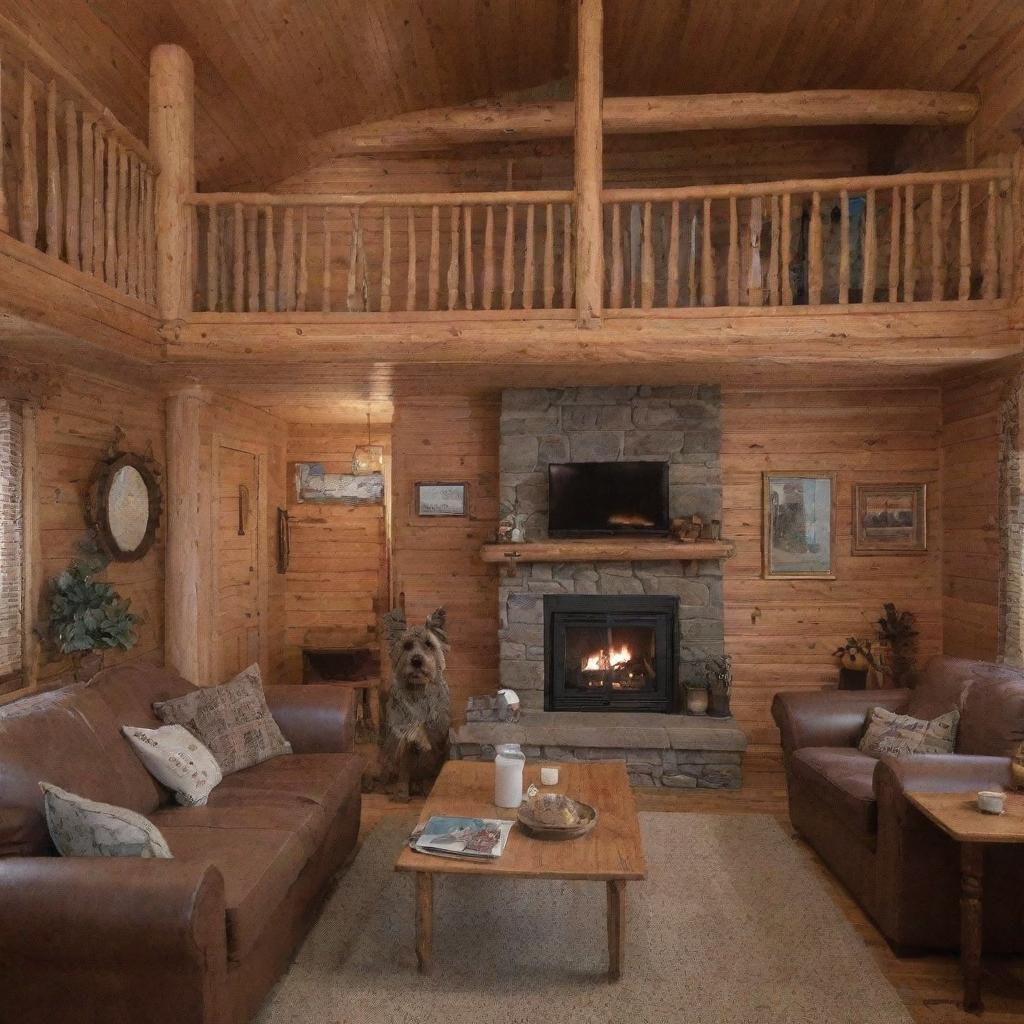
544, 595, 678, 712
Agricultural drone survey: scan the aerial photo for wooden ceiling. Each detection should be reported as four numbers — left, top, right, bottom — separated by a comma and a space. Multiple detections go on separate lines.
5, 0, 1024, 190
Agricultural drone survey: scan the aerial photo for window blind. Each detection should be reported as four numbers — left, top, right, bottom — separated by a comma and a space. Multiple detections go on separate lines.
0, 401, 24, 679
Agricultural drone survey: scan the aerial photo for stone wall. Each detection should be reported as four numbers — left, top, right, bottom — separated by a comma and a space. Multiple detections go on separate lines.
498, 386, 725, 711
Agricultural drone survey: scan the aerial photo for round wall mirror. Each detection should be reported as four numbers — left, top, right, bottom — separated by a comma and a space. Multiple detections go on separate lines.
89, 453, 162, 562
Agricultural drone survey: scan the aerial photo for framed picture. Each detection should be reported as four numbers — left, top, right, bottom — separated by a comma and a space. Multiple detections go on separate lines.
763, 472, 836, 579
294, 462, 384, 504
853, 483, 927, 555
416, 482, 468, 517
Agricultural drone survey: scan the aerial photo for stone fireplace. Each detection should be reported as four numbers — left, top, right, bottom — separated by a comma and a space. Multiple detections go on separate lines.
450, 385, 746, 788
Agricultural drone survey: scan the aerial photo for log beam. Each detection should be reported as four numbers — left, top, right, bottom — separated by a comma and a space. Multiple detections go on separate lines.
574, 0, 604, 328
150, 44, 194, 321
288, 89, 979, 164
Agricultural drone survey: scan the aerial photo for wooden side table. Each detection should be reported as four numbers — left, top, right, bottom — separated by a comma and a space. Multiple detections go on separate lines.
906, 790, 1024, 1014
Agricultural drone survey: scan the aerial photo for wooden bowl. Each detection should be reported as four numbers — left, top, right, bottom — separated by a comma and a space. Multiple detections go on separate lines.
517, 799, 599, 840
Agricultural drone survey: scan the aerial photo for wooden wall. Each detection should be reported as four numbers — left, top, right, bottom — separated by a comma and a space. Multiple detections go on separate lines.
940, 371, 1007, 661
721, 387, 944, 752
283, 420, 390, 684
33, 370, 166, 683
390, 395, 499, 721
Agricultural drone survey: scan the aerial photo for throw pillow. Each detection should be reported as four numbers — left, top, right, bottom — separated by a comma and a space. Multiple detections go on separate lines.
39, 783, 172, 858
121, 724, 223, 807
858, 705, 960, 758
152, 663, 292, 775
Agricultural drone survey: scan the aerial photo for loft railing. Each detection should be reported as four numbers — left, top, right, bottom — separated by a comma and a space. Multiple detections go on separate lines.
187, 191, 575, 315
602, 168, 1013, 310
0, 19, 158, 306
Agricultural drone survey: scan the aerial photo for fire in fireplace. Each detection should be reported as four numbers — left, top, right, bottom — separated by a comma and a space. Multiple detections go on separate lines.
544, 595, 677, 712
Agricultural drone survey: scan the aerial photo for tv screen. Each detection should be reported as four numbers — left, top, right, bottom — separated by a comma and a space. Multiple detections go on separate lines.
547, 461, 669, 537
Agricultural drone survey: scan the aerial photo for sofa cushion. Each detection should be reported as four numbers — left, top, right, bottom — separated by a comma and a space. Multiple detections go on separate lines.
958, 677, 1024, 756
858, 706, 959, 757
791, 747, 879, 835
122, 725, 223, 807
153, 664, 292, 775
156, 818, 309, 960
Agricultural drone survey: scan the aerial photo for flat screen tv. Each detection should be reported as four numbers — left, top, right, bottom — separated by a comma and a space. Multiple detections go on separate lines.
547, 461, 669, 537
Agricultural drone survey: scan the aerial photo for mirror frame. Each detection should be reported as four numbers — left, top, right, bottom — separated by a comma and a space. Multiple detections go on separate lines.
88, 452, 163, 563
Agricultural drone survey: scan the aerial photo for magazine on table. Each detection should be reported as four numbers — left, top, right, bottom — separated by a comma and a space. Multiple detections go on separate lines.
409, 815, 515, 860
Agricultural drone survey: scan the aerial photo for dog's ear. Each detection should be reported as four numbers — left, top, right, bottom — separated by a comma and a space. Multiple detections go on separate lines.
425, 607, 448, 647
382, 608, 408, 649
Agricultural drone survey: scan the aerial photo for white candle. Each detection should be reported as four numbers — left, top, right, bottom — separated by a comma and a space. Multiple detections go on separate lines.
494, 745, 525, 808
541, 766, 559, 786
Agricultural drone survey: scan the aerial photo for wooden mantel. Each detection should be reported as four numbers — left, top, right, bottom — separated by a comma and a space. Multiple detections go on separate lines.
479, 538, 735, 565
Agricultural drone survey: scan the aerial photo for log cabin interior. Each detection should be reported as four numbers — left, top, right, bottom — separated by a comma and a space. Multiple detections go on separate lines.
3, 1, 1024, 1020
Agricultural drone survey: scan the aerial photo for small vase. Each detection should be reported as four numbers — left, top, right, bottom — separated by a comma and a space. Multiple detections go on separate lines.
685, 686, 709, 716
71, 650, 104, 683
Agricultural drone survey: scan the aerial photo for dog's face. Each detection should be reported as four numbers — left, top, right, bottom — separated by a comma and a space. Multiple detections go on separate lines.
384, 608, 449, 690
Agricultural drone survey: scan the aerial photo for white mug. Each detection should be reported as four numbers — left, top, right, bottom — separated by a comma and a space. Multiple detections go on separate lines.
977, 790, 1005, 814
540, 766, 559, 786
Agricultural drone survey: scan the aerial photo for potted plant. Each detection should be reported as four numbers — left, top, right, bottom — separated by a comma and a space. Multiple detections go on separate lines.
876, 603, 918, 686
684, 676, 709, 715
46, 537, 140, 679
703, 653, 733, 718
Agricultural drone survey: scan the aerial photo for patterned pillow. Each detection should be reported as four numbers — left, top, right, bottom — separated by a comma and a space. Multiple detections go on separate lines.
122, 724, 223, 807
859, 705, 960, 758
39, 783, 172, 858
152, 663, 292, 776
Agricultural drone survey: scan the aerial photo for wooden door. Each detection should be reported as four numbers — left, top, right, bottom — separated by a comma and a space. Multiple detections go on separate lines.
215, 444, 261, 681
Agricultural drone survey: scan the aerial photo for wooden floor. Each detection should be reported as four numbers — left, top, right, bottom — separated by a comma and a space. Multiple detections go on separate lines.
360, 758, 1024, 1023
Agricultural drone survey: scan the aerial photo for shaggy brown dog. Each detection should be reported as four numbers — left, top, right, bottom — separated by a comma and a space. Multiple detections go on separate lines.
382, 607, 451, 801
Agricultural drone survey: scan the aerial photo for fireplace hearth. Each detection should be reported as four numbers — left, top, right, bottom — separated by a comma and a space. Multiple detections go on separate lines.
544, 595, 678, 712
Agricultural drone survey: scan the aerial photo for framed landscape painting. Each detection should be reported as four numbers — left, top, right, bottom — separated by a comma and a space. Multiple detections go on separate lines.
763, 472, 836, 579
853, 483, 927, 555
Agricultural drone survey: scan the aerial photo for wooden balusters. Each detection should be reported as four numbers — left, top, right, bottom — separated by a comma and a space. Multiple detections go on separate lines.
379, 208, 391, 313
93, 127, 105, 277
263, 205, 277, 312
245, 206, 259, 312
145, 170, 156, 303
64, 102, 79, 270
609, 203, 623, 309
543, 203, 555, 309
862, 188, 876, 303
562, 204, 573, 308
116, 145, 129, 292
888, 186, 901, 302
280, 206, 296, 312
640, 201, 654, 309
19, 68, 38, 246
428, 205, 440, 311
447, 206, 460, 310
80, 115, 94, 274
808, 191, 822, 305
45, 80, 61, 259
462, 206, 473, 311
522, 203, 535, 310
206, 202, 220, 311
666, 200, 680, 308
104, 136, 116, 285
406, 207, 417, 312
838, 190, 849, 304
781, 193, 792, 305
768, 195, 780, 306
701, 197, 714, 306
502, 204, 515, 310
748, 196, 763, 306
903, 185, 916, 302
296, 207, 309, 312
218, 206, 230, 313
321, 208, 333, 313
727, 196, 739, 305
482, 205, 495, 310
232, 202, 244, 312
346, 207, 360, 312
983, 179, 998, 299
930, 183, 943, 301
687, 206, 698, 306
130, 156, 142, 298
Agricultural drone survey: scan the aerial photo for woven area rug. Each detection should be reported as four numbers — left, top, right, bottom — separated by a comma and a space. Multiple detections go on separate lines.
256, 812, 912, 1024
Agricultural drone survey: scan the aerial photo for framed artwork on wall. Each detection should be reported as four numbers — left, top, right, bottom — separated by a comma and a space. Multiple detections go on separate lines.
416, 482, 468, 517
853, 483, 927, 555
763, 472, 836, 579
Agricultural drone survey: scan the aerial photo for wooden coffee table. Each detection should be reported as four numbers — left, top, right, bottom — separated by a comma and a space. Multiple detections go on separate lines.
907, 790, 1024, 1014
394, 760, 646, 981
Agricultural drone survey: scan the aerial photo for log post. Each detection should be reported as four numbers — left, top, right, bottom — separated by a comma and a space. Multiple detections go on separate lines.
165, 386, 209, 683
574, 0, 603, 327
149, 44, 194, 320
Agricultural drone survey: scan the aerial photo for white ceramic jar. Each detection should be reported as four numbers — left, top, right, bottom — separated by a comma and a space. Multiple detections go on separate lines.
494, 743, 526, 808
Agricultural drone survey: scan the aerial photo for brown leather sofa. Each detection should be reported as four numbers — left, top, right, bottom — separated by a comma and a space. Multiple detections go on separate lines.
0, 661, 363, 1024
773, 655, 1024, 953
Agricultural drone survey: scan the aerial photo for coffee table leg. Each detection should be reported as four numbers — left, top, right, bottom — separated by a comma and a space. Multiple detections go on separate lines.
607, 879, 626, 982
416, 872, 433, 974
961, 843, 984, 1013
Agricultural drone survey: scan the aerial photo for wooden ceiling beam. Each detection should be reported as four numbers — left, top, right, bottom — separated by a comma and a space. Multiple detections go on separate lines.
283, 89, 979, 171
